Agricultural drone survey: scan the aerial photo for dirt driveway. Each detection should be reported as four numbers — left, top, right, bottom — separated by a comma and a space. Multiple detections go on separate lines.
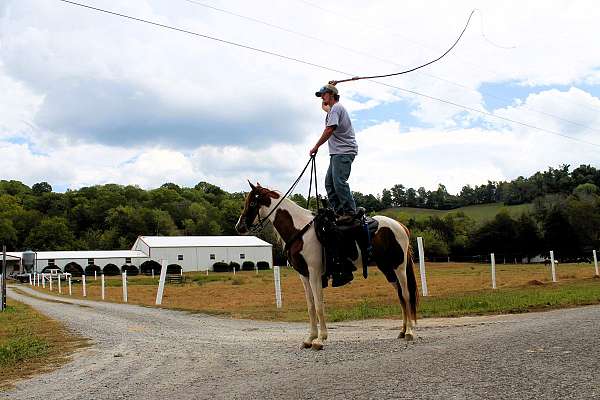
4, 286, 599, 399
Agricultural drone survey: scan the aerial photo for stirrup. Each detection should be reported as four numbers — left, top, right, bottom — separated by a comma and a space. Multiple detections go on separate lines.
356, 207, 366, 219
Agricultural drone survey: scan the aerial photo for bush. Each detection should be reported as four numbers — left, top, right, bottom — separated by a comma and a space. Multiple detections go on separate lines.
257, 261, 270, 270
85, 264, 101, 276
103, 263, 120, 276
212, 262, 229, 272
229, 262, 240, 271
241, 261, 255, 271
121, 265, 139, 276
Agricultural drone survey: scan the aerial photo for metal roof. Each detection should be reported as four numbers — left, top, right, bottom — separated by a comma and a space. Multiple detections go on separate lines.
136, 236, 272, 248
4, 252, 22, 260
5, 250, 148, 260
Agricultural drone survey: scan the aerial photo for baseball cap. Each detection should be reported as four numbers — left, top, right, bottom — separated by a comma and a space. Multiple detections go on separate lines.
315, 83, 338, 97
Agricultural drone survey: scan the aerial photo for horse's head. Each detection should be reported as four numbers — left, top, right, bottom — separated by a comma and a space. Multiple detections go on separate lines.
235, 181, 280, 234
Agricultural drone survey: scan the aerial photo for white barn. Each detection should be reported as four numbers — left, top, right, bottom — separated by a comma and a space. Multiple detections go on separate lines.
6, 235, 272, 275
131, 236, 273, 272
7, 250, 148, 275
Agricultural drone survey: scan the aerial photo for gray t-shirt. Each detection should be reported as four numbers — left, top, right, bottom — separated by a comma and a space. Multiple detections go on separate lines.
326, 103, 358, 155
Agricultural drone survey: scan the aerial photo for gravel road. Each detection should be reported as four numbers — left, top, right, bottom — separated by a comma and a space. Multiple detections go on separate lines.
4, 285, 600, 399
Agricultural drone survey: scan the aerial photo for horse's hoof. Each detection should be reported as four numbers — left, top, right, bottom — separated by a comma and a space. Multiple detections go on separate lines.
301, 341, 312, 349
311, 341, 324, 351
404, 333, 414, 341
398, 331, 406, 339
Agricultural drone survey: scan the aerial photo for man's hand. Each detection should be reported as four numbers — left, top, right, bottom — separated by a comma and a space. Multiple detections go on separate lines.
309, 145, 319, 156
328, 80, 337, 85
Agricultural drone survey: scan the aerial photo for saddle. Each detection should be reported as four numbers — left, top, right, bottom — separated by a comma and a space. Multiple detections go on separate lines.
314, 207, 379, 287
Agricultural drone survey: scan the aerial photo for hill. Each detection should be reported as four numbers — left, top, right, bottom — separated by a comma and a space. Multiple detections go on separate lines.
380, 202, 533, 224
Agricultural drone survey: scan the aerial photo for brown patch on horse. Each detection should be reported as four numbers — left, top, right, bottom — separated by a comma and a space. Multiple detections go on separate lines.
245, 186, 280, 208
273, 209, 309, 277
371, 227, 405, 283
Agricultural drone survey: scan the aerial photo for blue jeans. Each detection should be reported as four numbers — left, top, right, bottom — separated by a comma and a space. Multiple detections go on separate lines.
325, 154, 357, 214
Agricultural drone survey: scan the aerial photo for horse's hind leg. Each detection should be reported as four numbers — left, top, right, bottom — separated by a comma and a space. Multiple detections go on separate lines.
393, 281, 408, 339
300, 275, 318, 349
394, 267, 415, 340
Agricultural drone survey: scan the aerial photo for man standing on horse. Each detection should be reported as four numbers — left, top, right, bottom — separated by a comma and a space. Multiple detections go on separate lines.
310, 83, 358, 224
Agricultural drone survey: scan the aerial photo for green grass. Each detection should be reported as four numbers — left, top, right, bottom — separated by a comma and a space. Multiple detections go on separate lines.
0, 303, 50, 369
0, 334, 49, 368
80, 273, 239, 287
380, 202, 533, 224
327, 278, 600, 322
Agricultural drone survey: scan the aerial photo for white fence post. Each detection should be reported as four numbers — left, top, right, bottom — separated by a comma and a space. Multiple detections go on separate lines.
273, 265, 282, 309
82, 274, 87, 297
94, 270, 97, 281
593, 250, 599, 277
491, 253, 497, 289
29, 273, 32, 285
68, 276, 72, 296
42, 274, 46, 289
152, 269, 155, 279
101, 274, 105, 300
49, 275, 53, 291
58, 274, 62, 294
416, 237, 429, 296
550, 250, 557, 282
122, 271, 128, 303
155, 260, 168, 305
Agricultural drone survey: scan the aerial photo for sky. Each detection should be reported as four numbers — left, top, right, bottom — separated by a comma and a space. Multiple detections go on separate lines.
1, 0, 600, 195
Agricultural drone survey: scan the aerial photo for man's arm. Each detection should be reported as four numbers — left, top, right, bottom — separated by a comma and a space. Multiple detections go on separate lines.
310, 125, 336, 155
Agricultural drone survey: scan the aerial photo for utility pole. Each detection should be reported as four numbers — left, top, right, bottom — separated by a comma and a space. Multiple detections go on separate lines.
1, 245, 7, 311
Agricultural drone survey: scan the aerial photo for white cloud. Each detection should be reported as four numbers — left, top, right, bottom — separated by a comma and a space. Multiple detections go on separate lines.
1, 0, 600, 196
0, 63, 43, 140
492, 87, 600, 138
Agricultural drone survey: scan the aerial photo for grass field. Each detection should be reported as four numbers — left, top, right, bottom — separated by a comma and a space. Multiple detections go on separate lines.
27, 262, 600, 322
380, 202, 533, 224
0, 299, 88, 389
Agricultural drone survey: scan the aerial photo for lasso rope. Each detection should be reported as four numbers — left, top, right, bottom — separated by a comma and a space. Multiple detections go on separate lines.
330, 9, 478, 85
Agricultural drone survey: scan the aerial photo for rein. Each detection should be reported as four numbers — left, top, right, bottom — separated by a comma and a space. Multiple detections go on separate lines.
248, 155, 316, 234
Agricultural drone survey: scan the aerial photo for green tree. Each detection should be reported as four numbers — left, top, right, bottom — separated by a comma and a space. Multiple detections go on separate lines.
0, 219, 18, 248
470, 212, 518, 255
514, 214, 542, 262
380, 189, 393, 209
32, 181, 53, 195
25, 217, 75, 251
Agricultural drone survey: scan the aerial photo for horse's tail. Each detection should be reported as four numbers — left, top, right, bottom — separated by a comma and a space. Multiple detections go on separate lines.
406, 244, 419, 323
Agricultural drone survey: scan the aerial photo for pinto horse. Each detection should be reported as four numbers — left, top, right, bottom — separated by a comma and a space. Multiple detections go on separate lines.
235, 182, 418, 350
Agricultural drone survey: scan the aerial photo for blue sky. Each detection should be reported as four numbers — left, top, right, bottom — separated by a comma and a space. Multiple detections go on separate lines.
1, 0, 600, 195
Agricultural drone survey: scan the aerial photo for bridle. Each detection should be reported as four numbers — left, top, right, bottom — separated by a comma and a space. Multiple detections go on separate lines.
243, 155, 318, 234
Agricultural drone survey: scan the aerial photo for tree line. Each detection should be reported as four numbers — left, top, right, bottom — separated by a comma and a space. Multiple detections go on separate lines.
351, 164, 600, 212
1, 163, 599, 262
405, 183, 600, 261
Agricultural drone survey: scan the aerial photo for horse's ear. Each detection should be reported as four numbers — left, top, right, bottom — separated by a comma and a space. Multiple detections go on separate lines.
256, 182, 262, 187
247, 180, 256, 190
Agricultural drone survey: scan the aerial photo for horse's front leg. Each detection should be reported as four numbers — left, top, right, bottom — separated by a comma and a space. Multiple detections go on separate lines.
309, 271, 327, 350
299, 275, 318, 349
